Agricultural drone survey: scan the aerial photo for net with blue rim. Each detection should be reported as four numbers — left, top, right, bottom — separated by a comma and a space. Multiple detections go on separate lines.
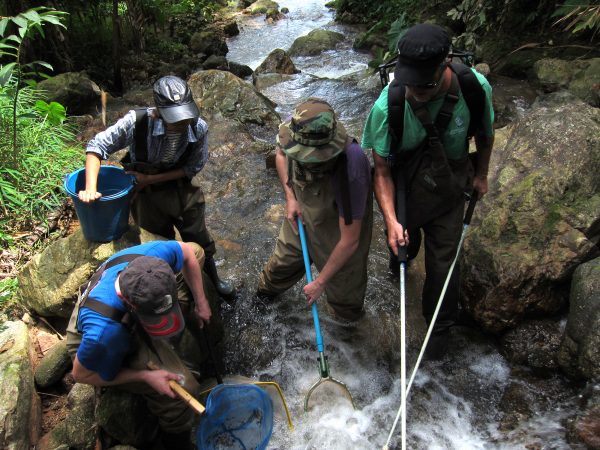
197, 384, 274, 450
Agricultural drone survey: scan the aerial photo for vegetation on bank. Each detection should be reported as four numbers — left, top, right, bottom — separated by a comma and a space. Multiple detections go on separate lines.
334, 0, 600, 69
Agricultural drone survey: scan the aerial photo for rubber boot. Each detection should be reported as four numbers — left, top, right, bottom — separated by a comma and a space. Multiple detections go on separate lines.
204, 256, 236, 299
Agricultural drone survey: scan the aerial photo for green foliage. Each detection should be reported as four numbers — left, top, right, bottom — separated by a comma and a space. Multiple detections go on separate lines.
0, 80, 83, 243
553, 1, 600, 38
387, 13, 409, 53
0, 277, 18, 307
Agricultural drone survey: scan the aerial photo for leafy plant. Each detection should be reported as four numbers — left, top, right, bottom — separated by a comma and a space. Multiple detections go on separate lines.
553, 1, 600, 38
387, 13, 409, 53
0, 277, 18, 306
0, 7, 68, 163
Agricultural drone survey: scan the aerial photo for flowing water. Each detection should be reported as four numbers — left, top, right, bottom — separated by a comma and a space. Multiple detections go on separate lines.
207, 1, 582, 448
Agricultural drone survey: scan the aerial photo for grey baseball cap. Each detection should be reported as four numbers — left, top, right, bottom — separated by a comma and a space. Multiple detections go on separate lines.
153, 76, 200, 124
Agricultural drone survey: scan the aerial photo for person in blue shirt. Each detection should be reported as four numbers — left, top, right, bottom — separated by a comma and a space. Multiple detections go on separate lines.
66, 240, 211, 449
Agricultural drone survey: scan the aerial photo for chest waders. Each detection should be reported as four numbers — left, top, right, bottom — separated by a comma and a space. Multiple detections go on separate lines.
288, 153, 373, 320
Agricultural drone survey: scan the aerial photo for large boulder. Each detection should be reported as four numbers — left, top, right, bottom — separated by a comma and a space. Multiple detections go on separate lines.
289, 29, 344, 56
37, 72, 101, 116
533, 58, 600, 107
247, 0, 279, 15
557, 257, 600, 380
462, 92, 600, 333
188, 70, 279, 127
0, 321, 41, 450
34, 340, 71, 388
254, 49, 299, 77
17, 228, 140, 318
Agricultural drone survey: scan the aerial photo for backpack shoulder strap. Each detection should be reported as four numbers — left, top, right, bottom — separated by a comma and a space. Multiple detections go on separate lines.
387, 78, 406, 154
79, 253, 144, 327
134, 108, 149, 162
449, 62, 486, 137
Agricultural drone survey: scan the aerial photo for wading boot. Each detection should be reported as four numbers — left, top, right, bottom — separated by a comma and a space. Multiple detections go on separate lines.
204, 256, 236, 299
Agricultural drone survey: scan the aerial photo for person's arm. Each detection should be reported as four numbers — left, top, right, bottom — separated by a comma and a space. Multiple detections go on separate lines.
275, 147, 302, 230
472, 134, 494, 198
303, 218, 362, 304
78, 153, 103, 203
373, 151, 407, 256
72, 355, 179, 398
178, 242, 211, 325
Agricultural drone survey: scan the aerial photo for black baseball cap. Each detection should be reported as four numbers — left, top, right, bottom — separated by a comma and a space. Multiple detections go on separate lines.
394, 23, 450, 86
153, 76, 200, 124
119, 256, 185, 339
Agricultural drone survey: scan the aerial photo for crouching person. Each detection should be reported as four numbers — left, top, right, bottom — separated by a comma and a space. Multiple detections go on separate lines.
66, 240, 213, 449
257, 98, 373, 322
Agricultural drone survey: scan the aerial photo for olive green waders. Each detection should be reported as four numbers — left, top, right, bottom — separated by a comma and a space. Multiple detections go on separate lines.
66, 243, 221, 433
258, 160, 373, 321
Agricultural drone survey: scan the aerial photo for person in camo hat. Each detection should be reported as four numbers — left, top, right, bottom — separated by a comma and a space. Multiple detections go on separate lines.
256, 98, 373, 322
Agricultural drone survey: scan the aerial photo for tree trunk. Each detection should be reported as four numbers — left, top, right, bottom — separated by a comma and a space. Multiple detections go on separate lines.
112, 0, 123, 94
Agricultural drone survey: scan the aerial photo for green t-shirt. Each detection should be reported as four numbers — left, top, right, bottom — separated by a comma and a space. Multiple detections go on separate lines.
361, 69, 494, 160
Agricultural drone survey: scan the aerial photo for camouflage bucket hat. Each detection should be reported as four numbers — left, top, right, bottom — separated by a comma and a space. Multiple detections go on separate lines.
277, 98, 347, 163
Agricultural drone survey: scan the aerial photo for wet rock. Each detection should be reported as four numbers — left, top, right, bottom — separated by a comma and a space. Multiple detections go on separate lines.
289, 29, 345, 57
567, 382, 600, 449
254, 49, 299, 78
188, 70, 279, 127
281, 7, 289, 14
203, 55, 229, 70
96, 390, 158, 447
500, 319, 562, 374
189, 30, 228, 57
17, 228, 140, 318
223, 20, 239, 37
532, 58, 600, 106
558, 257, 600, 380
38, 72, 101, 115
498, 382, 534, 431
353, 29, 387, 53
37, 383, 96, 450
489, 74, 538, 128
462, 92, 600, 333
248, 0, 279, 16
34, 340, 71, 388
253, 73, 294, 90
0, 321, 41, 450
228, 61, 253, 79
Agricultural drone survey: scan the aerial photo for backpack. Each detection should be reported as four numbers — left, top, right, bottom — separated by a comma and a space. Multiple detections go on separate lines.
387, 62, 486, 154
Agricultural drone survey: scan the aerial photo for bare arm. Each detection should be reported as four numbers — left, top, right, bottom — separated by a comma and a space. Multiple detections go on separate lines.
72, 356, 179, 398
373, 151, 407, 256
179, 242, 211, 325
275, 147, 302, 229
79, 153, 102, 203
303, 217, 362, 304
473, 134, 494, 198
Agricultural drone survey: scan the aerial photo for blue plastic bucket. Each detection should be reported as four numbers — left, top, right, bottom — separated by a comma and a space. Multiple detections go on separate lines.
64, 166, 135, 242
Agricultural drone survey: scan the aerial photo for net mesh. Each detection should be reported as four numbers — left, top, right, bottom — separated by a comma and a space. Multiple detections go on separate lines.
197, 384, 274, 450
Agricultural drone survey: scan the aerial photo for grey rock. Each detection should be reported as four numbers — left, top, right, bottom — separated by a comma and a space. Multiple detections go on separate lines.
38, 72, 101, 115
0, 321, 40, 450
462, 93, 600, 333
558, 257, 600, 379
34, 340, 71, 388
289, 29, 344, 56
254, 49, 299, 77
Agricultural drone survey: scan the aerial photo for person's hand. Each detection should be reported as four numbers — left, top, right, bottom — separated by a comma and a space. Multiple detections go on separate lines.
386, 220, 410, 256
286, 197, 303, 230
473, 174, 488, 199
303, 278, 325, 305
194, 301, 211, 327
143, 369, 181, 398
78, 189, 102, 203
126, 171, 153, 190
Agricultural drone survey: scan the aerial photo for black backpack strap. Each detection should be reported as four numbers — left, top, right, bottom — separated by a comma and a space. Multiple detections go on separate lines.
79, 253, 144, 328
387, 78, 406, 155
134, 108, 149, 162
338, 150, 353, 226
449, 62, 486, 137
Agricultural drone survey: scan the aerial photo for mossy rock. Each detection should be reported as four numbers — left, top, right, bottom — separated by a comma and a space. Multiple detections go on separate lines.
289, 29, 345, 57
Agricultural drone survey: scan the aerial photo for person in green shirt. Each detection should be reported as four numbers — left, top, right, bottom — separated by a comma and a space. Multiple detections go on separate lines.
362, 23, 494, 359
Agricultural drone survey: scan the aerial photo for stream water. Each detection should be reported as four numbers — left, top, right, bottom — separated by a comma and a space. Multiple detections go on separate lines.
209, 1, 582, 448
